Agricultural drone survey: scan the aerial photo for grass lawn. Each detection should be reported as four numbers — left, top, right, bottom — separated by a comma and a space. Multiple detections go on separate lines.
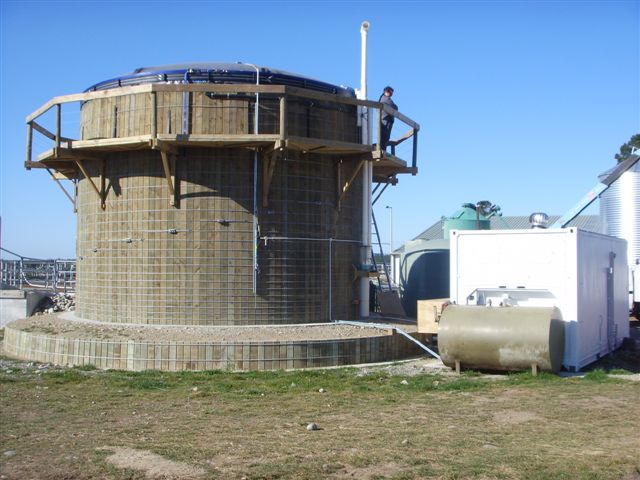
1, 356, 639, 480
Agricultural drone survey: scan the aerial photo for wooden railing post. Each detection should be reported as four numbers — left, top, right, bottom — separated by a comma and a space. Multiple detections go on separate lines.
111, 105, 118, 138
55, 103, 61, 148
376, 106, 382, 153
412, 129, 418, 173
279, 95, 287, 147
26, 123, 33, 168
151, 91, 157, 138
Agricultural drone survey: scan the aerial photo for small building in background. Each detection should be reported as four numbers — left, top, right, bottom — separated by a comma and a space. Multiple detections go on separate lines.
392, 213, 600, 318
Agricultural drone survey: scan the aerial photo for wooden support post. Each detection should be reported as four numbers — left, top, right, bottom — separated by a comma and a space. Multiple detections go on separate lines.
73, 179, 78, 213
55, 103, 61, 149
412, 129, 418, 173
151, 92, 157, 138
279, 95, 287, 148
111, 105, 118, 138
183, 92, 190, 135
26, 123, 33, 167
531, 363, 538, 377
160, 150, 176, 206
376, 106, 382, 155
75, 160, 103, 204
455, 359, 461, 375
336, 160, 342, 211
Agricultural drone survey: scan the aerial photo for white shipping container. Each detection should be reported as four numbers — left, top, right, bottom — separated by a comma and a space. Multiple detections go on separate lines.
450, 228, 629, 371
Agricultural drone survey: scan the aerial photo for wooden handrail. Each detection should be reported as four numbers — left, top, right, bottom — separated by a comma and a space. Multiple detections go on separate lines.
26, 82, 420, 175
27, 83, 419, 131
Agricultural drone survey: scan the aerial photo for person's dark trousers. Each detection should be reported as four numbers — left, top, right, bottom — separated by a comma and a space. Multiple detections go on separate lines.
380, 120, 393, 150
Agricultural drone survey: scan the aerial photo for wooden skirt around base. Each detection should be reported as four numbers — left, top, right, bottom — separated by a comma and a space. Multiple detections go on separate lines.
2, 320, 423, 371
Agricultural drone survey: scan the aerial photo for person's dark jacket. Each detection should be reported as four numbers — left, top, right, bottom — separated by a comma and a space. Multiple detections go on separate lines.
379, 94, 398, 124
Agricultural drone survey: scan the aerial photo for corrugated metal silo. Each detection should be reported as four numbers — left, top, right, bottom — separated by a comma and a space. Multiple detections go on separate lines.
599, 160, 640, 267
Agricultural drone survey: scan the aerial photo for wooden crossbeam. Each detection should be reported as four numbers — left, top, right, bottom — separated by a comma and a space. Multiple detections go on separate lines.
51, 147, 104, 162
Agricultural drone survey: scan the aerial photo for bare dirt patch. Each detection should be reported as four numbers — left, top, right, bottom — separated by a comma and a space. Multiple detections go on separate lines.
492, 410, 541, 425
98, 446, 206, 479
338, 461, 404, 479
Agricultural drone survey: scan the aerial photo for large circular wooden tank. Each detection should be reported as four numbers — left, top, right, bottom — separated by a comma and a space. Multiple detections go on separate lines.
74, 64, 363, 325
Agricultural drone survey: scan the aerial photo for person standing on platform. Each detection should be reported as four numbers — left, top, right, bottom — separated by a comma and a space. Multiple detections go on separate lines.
378, 86, 397, 151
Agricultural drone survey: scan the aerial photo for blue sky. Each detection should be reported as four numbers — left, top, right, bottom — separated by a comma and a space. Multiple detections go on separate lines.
1, 0, 638, 259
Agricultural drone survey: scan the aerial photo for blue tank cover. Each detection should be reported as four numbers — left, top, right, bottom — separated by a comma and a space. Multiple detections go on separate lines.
85, 62, 355, 97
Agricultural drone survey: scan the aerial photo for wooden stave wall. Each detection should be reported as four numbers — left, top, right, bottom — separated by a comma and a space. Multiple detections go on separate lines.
76, 91, 362, 326
79, 92, 360, 140
3, 325, 424, 371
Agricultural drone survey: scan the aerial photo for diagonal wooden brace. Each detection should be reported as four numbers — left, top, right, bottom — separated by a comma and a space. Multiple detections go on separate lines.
46, 168, 75, 208
160, 150, 176, 206
339, 159, 365, 204
75, 159, 105, 210
262, 148, 281, 208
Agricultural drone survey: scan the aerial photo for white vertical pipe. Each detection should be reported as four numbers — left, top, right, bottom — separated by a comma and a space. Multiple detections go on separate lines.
360, 21, 369, 102
242, 62, 261, 294
358, 21, 372, 318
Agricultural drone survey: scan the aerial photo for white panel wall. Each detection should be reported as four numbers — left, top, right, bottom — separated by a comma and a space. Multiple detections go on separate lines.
450, 228, 629, 370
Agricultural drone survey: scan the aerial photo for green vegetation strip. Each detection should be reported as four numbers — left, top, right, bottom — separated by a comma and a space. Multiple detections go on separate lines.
1, 362, 639, 480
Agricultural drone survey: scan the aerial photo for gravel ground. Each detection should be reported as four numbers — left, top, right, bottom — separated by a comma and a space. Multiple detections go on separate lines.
4, 312, 417, 343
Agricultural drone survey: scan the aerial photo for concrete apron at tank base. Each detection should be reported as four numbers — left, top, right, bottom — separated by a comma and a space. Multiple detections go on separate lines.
2, 313, 425, 371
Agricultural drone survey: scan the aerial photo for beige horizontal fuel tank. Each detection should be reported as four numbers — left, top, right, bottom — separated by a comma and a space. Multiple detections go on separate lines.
438, 305, 564, 372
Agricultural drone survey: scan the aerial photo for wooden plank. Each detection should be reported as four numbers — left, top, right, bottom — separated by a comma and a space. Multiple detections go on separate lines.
192, 92, 202, 135
284, 86, 378, 108
156, 133, 280, 145
371, 150, 407, 166
151, 83, 285, 95
388, 128, 415, 148
31, 121, 74, 143
55, 147, 104, 161
26, 85, 155, 122
417, 299, 449, 334
70, 135, 153, 150
286, 135, 372, 154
